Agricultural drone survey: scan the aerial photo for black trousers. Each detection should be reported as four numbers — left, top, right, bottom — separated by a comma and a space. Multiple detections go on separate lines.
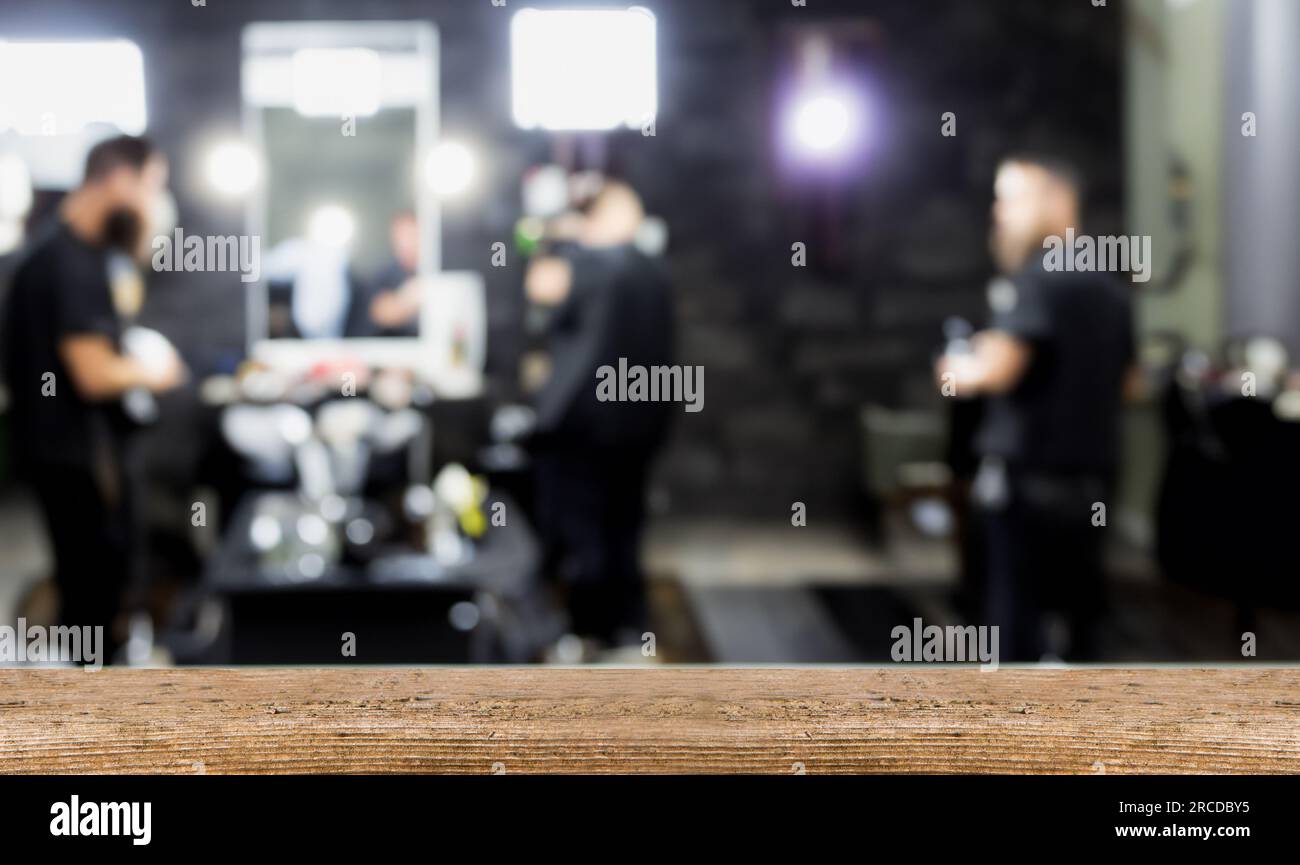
977, 463, 1110, 662
27, 461, 132, 661
533, 446, 651, 644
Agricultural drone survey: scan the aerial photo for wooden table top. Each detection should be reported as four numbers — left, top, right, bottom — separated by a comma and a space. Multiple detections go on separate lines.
2, 668, 1297, 774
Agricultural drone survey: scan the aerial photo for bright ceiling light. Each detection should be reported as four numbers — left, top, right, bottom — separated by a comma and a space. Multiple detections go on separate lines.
204, 140, 261, 198
291, 48, 382, 118
0, 40, 146, 135
423, 140, 477, 199
511, 8, 657, 131
306, 205, 356, 249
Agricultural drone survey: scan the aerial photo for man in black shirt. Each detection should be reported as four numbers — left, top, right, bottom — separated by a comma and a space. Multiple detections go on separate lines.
936, 154, 1137, 661
526, 182, 674, 647
365, 211, 423, 338
1, 135, 182, 660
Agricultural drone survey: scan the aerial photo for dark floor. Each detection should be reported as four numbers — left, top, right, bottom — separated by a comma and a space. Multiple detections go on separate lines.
665, 579, 1300, 663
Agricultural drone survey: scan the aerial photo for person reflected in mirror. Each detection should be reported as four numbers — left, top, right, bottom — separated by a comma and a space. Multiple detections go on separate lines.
262, 228, 371, 340
366, 210, 423, 338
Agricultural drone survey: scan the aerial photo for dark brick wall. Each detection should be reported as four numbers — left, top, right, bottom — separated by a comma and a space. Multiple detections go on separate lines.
0, 0, 1122, 518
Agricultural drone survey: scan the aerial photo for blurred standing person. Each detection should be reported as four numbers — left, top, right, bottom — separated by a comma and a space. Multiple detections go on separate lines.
366, 210, 423, 337
935, 154, 1137, 661
525, 182, 673, 650
1, 136, 184, 662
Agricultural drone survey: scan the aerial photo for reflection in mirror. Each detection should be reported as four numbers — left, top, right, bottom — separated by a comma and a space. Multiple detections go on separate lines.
241, 22, 438, 344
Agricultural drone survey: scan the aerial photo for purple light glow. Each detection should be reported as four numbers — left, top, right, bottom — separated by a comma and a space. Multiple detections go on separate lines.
777, 76, 875, 178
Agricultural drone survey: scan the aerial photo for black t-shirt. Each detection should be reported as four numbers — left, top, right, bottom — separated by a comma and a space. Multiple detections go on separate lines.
535, 245, 674, 452
974, 259, 1135, 474
1, 221, 123, 473
357, 260, 419, 338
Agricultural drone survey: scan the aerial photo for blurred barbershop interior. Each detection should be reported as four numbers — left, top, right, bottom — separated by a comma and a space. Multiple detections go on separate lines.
1, 0, 1299, 666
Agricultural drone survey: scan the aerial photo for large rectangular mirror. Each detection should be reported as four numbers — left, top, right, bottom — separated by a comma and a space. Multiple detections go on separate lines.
241, 21, 448, 368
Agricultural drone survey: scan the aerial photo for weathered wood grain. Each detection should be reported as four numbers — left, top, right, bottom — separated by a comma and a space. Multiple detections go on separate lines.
0, 668, 1297, 774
